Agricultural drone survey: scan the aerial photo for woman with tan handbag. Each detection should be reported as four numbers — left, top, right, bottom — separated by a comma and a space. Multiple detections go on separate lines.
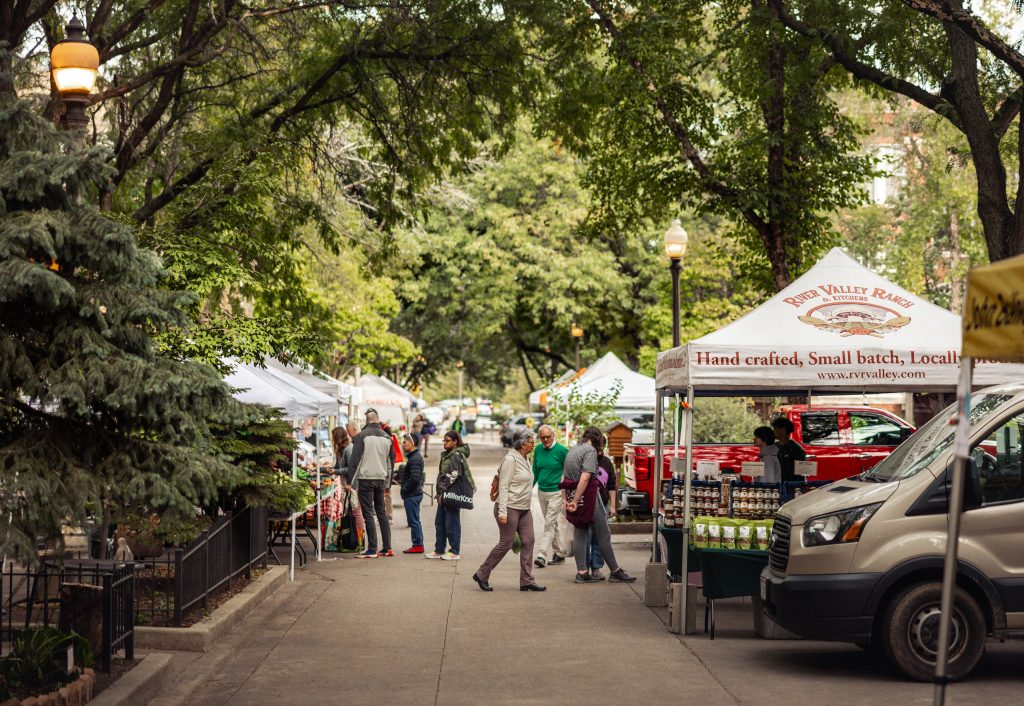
472, 429, 545, 592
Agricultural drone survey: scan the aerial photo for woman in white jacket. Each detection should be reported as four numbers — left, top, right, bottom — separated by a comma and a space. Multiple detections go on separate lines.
472, 430, 545, 592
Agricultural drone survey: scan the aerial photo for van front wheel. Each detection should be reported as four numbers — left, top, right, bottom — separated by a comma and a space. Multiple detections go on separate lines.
881, 582, 986, 682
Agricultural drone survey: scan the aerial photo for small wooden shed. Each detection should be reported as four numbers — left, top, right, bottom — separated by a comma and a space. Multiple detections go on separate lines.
603, 421, 633, 465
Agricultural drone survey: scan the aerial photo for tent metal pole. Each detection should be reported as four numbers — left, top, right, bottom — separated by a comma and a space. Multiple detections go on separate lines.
291, 422, 298, 581
316, 418, 323, 562
651, 389, 664, 561
680, 385, 695, 633
933, 357, 973, 706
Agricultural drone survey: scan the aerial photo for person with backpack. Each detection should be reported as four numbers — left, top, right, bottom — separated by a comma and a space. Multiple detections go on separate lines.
561, 427, 636, 585
425, 431, 474, 560
400, 433, 425, 554
472, 429, 544, 592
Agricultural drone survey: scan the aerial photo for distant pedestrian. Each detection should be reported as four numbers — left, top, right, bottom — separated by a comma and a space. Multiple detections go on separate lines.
333, 425, 365, 538
562, 427, 636, 585
451, 416, 466, 436
586, 436, 618, 580
422, 416, 436, 458
472, 430, 545, 592
426, 431, 473, 560
754, 426, 782, 483
348, 409, 396, 558
532, 425, 570, 568
772, 417, 806, 483
400, 433, 425, 554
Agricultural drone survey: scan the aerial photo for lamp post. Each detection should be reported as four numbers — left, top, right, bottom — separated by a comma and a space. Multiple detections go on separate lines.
571, 322, 584, 370
455, 360, 464, 418
663, 219, 688, 347
50, 17, 99, 131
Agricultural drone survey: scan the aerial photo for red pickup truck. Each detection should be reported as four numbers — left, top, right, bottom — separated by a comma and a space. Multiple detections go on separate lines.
620, 405, 915, 513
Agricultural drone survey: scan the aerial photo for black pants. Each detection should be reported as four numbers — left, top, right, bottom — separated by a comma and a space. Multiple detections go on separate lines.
358, 479, 391, 552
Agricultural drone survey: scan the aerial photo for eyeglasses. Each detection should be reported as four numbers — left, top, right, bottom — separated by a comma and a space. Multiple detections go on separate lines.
538, 435, 553, 441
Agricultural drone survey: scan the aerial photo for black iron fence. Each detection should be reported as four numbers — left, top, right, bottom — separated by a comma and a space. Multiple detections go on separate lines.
135, 505, 269, 627
0, 561, 135, 672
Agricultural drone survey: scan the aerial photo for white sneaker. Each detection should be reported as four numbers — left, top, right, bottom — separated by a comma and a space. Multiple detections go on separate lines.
440, 552, 460, 561
425, 552, 443, 559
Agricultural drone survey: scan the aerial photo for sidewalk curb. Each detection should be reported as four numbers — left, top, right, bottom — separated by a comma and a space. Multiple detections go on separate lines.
90, 652, 173, 706
134, 565, 288, 652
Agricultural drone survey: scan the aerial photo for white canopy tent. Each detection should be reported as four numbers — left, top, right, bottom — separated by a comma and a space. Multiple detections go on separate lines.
356, 374, 415, 427
530, 353, 657, 410
647, 247, 1024, 617
655, 248, 1024, 394
222, 359, 336, 578
265, 358, 351, 408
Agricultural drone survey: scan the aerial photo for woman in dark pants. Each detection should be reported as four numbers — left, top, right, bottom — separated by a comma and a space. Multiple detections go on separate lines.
472, 429, 544, 592
425, 431, 473, 560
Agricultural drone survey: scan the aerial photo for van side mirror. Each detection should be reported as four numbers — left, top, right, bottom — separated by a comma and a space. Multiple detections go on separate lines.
906, 458, 983, 516
900, 426, 914, 442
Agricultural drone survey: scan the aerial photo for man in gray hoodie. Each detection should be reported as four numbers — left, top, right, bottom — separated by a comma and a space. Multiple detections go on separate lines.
349, 409, 396, 558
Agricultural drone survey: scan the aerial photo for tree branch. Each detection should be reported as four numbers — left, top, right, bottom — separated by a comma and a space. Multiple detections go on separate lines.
769, 0, 960, 129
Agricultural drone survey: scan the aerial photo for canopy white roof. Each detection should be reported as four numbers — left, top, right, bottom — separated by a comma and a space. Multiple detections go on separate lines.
540, 352, 656, 409
224, 360, 336, 418
264, 358, 351, 405
358, 374, 415, 408
656, 248, 1024, 394
528, 369, 578, 406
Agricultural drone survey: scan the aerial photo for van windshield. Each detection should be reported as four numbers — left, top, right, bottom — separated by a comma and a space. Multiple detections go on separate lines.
867, 392, 1013, 482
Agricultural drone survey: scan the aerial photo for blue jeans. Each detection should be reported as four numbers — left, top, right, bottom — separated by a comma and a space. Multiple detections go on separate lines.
404, 495, 423, 546
434, 503, 461, 555
587, 525, 605, 570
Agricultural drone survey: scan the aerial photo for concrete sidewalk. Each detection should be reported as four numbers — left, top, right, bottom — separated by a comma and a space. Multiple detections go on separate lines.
147, 435, 1019, 705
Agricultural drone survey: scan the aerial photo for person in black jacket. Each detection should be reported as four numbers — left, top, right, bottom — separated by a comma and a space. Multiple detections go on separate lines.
400, 433, 425, 554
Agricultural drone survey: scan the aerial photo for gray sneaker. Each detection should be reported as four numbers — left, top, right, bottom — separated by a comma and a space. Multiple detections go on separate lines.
609, 569, 637, 583
534, 556, 547, 568
589, 569, 606, 580
548, 554, 566, 565
575, 571, 601, 584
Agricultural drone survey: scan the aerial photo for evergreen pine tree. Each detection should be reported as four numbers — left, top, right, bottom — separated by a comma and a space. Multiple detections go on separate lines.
0, 86, 245, 563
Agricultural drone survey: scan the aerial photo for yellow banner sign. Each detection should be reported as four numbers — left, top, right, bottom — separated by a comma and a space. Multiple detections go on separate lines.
963, 254, 1024, 362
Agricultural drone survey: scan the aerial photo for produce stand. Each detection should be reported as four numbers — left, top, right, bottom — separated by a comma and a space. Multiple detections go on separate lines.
650, 248, 1024, 625
692, 547, 769, 639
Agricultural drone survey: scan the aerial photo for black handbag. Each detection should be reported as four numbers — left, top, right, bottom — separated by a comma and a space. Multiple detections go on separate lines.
442, 471, 474, 510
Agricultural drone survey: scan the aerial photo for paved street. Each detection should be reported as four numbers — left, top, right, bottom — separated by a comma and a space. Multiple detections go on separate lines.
147, 435, 1021, 705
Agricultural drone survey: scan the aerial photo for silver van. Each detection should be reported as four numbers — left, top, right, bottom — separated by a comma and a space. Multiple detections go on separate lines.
762, 383, 1024, 681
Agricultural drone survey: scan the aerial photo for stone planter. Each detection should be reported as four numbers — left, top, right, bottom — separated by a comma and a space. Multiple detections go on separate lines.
1, 667, 96, 706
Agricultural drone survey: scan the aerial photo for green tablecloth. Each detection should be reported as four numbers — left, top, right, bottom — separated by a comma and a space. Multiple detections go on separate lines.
692, 546, 769, 599
657, 526, 700, 579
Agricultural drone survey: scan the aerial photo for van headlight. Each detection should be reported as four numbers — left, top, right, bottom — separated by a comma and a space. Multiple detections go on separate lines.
802, 503, 882, 547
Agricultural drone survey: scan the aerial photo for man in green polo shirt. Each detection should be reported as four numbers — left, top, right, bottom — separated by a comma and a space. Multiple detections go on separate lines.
532, 425, 570, 567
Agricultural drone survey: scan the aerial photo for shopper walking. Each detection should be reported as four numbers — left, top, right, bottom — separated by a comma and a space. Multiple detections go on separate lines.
754, 426, 782, 483
348, 409, 396, 558
400, 433, 425, 554
473, 430, 545, 592
426, 431, 473, 560
562, 427, 636, 584
586, 437, 618, 580
532, 425, 569, 568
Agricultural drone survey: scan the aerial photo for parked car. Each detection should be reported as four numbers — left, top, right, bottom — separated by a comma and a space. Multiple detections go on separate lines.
421, 406, 445, 427
621, 405, 914, 513
762, 383, 1024, 682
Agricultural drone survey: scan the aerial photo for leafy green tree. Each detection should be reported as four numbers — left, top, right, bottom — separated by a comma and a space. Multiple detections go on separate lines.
837, 111, 989, 311
524, 0, 875, 291
770, 0, 1024, 262
392, 131, 637, 390
546, 381, 623, 432
692, 399, 765, 444
0, 91, 244, 563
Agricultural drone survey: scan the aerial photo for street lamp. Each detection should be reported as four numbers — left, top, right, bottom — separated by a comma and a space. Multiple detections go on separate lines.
570, 322, 584, 371
663, 219, 688, 347
50, 17, 99, 131
455, 360, 464, 417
